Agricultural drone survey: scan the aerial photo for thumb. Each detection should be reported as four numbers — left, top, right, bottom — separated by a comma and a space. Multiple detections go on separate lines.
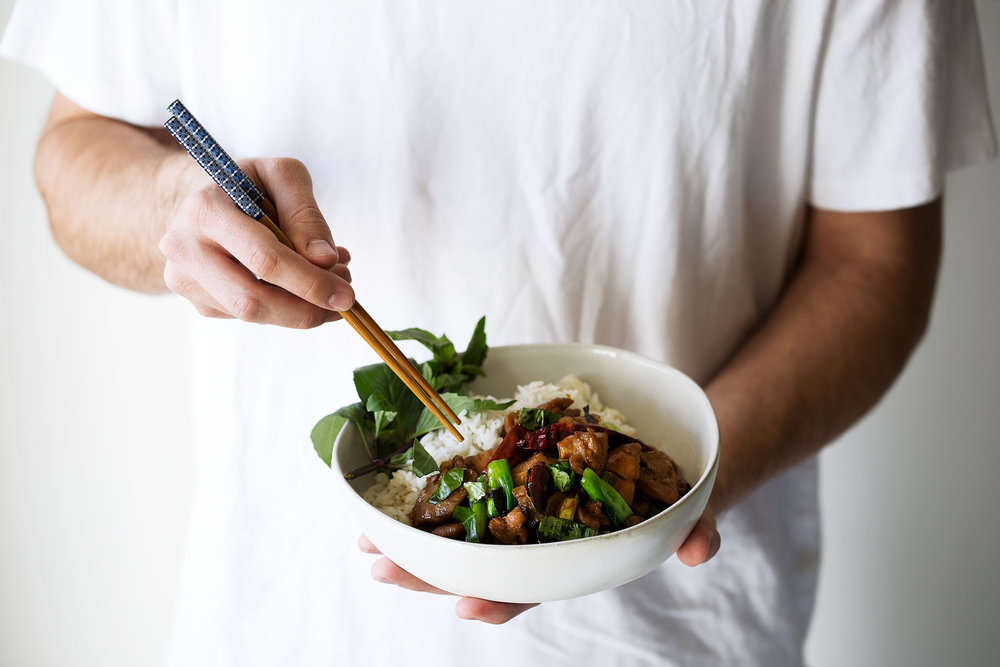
675, 511, 720, 567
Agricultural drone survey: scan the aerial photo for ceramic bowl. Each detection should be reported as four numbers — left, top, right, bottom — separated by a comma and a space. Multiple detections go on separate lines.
331, 343, 719, 603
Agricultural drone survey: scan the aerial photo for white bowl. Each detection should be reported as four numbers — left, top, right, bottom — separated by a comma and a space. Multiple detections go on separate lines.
332, 343, 719, 603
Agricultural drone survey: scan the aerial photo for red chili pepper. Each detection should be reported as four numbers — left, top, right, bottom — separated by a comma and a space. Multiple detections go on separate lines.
518, 422, 651, 452
487, 424, 527, 468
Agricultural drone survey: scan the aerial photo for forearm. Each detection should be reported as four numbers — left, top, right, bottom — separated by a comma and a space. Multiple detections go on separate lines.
704, 200, 942, 513
34, 94, 201, 293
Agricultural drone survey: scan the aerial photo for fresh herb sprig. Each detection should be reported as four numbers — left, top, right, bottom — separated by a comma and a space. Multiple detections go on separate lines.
311, 316, 512, 478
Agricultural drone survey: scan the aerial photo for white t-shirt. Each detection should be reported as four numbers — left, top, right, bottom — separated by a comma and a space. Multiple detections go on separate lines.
4, 2, 995, 665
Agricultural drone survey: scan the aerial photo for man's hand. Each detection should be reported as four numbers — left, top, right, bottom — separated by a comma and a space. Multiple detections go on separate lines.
159, 157, 355, 328
357, 512, 720, 625
36, 92, 354, 327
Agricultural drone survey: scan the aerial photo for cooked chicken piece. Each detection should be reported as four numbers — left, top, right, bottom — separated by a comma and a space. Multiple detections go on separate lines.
557, 412, 592, 426
545, 491, 567, 517
512, 452, 554, 487
464, 447, 498, 474
631, 495, 655, 517
513, 485, 543, 524
576, 499, 610, 530
430, 522, 466, 540
608, 474, 636, 506
488, 507, 530, 544
637, 449, 681, 506
556, 429, 609, 475
440, 455, 466, 474
536, 397, 575, 413
410, 469, 475, 529
502, 411, 519, 435
606, 443, 641, 481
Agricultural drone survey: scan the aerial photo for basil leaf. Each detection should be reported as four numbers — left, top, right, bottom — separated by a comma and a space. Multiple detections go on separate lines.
311, 403, 370, 466
388, 446, 414, 467
372, 409, 396, 440
461, 316, 488, 370
410, 441, 440, 477
387, 327, 456, 365
518, 407, 562, 430
432, 372, 467, 391
548, 461, 576, 492
463, 480, 487, 504
537, 515, 599, 541
429, 467, 466, 504
310, 414, 348, 467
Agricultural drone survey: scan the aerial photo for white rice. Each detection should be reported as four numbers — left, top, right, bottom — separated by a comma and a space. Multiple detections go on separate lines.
362, 374, 635, 525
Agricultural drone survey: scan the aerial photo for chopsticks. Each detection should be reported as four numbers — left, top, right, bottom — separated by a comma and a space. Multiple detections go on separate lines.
163, 100, 464, 442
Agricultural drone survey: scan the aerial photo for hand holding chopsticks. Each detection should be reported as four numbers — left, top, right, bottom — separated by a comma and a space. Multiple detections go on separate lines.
163, 100, 463, 442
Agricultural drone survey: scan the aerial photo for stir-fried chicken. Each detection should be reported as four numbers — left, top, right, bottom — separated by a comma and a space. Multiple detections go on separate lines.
535, 397, 575, 413
576, 498, 610, 531
512, 452, 554, 487
609, 475, 636, 506
513, 485, 543, 524
556, 429, 609, 475
430, 522, 466, 539
410, 466, 476, 528
606, 443, 641, 481
605, 442, 642, 505
637, 449, 681, 505
489, 506, 530, 544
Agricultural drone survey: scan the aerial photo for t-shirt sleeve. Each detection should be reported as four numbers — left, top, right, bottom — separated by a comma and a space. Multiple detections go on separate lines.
0, 0, 179, 127
809, 0, 997, 212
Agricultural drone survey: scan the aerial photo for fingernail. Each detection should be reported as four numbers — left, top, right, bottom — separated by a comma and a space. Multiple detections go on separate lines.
307, 239, 337, 259
327, 291, 354, 311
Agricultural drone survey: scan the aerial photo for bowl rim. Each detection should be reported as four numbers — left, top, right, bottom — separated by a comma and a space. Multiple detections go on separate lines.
332, 341, 720, 550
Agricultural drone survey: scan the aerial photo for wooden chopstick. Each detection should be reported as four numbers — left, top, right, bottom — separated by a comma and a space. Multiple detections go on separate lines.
350, 301, 462, 426
163, 105, 463, 442
255, 209, 464, 442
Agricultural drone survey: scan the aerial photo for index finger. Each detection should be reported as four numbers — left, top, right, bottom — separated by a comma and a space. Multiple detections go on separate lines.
250, 158, 342, 270
214, 209, 355, 311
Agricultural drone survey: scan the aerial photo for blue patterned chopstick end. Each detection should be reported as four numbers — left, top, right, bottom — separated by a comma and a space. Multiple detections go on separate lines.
164, 115, 264, 221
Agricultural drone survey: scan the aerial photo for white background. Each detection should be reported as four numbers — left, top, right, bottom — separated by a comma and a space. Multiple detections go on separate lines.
1, 3, 997, 666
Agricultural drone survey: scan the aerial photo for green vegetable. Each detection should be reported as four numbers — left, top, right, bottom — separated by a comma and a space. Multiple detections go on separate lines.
429, 467, 466, 504
548, 461, 576, 492
537, 515, 599, 541
580, 467, 633, 527
387, 440, 440, 478
486, 487, 506, 519
557, 495, 578, 521
517, 407, 562, 430
471, 500, 487, 542
453, 499, 488, 543
463, 480, 487, 504
311, 316, 513, 476
487, 458, 516, 511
